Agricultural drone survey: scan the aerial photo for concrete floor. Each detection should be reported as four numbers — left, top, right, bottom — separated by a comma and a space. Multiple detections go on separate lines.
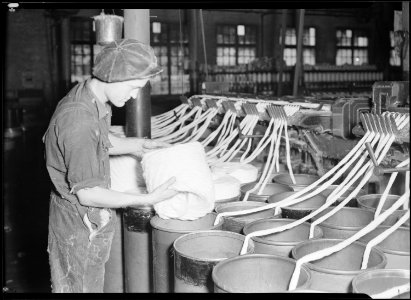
3, 98, 180, 293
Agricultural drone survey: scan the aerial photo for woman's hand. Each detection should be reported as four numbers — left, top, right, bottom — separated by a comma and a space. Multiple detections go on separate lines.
142, 140, 172, 155
129, 139, 172, 158
146, 177, 178, 204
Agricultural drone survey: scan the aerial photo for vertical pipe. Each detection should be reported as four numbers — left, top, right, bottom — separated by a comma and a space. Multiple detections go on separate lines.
188, 9, 199, 94
260, 14, 264, 57
402, 2, 409, 81
124, 9, 151, 139
102, 12, 127, 293
103, 211, 124, 292
293, 9, 305, 97
125, 85, 152, 138
123, 205, 155, 293
278, 9, 287, 97
199, 9, 208, 81
60, 17, 71, 94
122, 9, 153, 293
44, 15, 57, 107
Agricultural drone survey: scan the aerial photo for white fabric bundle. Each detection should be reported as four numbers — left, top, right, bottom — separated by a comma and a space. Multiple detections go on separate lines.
212, 173, 241, 201
211, 162, 259, 184
142, 142, 215, 220
109, 154, 146, 193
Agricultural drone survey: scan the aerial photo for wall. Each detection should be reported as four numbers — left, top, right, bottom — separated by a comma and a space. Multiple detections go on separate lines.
5, 9, 53, 105
151, 8, 390, 67
263, 9, 380, 66
4, 7, 398, 106
152, 9, 263, 65
305, 10, 375, 65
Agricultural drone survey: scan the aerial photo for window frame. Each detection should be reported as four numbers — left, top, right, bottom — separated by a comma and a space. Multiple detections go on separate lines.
282, 26, 317, 66
70, 17, 96, 84
215, 23, 258, 66
150, 21, 190, 95
389, 30, 402, 67
335, 27, 370, 66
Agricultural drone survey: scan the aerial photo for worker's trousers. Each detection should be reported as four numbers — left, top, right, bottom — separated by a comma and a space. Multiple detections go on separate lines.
47, 192, 116, 293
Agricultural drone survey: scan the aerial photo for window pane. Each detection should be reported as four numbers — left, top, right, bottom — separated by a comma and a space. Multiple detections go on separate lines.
217, 46, 236, 66
238, 35, 245, 44
75, 66, 83, 76
171, 47, 178, 56
171, 56, 178, 66
229, 56, 236, 66
223, 26, 230, 43
285, 28, 296, 45
337, 29, 352, 46
237, 25, 245, 36
70, 19, 94, 84
336, 49, 352, 65
217, 33, 223, 44
303, 27, 315, 46
390, 31, 396, 47
249, 27, 256, 44
219, 25, 236, 44
154, 46, 161, 56
353, 49, 368, 65
71, 18, 92, 42
83, 45, 90, 55
250, 48, 256, 57
151, 22, 189, 95
152, 22, 161, 33
390, 49, 401, 66
284, 48, 297, 66
354, 32, 368, 47
169, 27, 178, 43
217, 25, 256, 66
83, 55, 91, 66
303, 48, 315, 65
73, 45, 82, 55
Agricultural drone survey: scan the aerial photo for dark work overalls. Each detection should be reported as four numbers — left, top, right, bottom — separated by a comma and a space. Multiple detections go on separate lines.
43, 80, 117, 292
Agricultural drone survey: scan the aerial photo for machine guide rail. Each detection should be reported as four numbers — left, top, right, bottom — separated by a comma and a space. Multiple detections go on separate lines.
183, 94, 409, 145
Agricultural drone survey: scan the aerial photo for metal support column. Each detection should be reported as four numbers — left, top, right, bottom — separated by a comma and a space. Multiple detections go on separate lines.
124, 9, 152, 139
188, 9, 199, 94
278, 9, 287, 97
293, 9, 305, 97
122, 9, 153, 293
60, 17, 71, 95
402, 2, 409, 81
103, 210, 124, 293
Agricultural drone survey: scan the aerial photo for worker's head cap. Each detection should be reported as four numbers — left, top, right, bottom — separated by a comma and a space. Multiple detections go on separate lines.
92, 39, 163, 83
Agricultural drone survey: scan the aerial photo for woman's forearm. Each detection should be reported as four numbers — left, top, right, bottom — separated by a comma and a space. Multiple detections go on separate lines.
108, 133, 145, 156
76, 186, 153, 208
